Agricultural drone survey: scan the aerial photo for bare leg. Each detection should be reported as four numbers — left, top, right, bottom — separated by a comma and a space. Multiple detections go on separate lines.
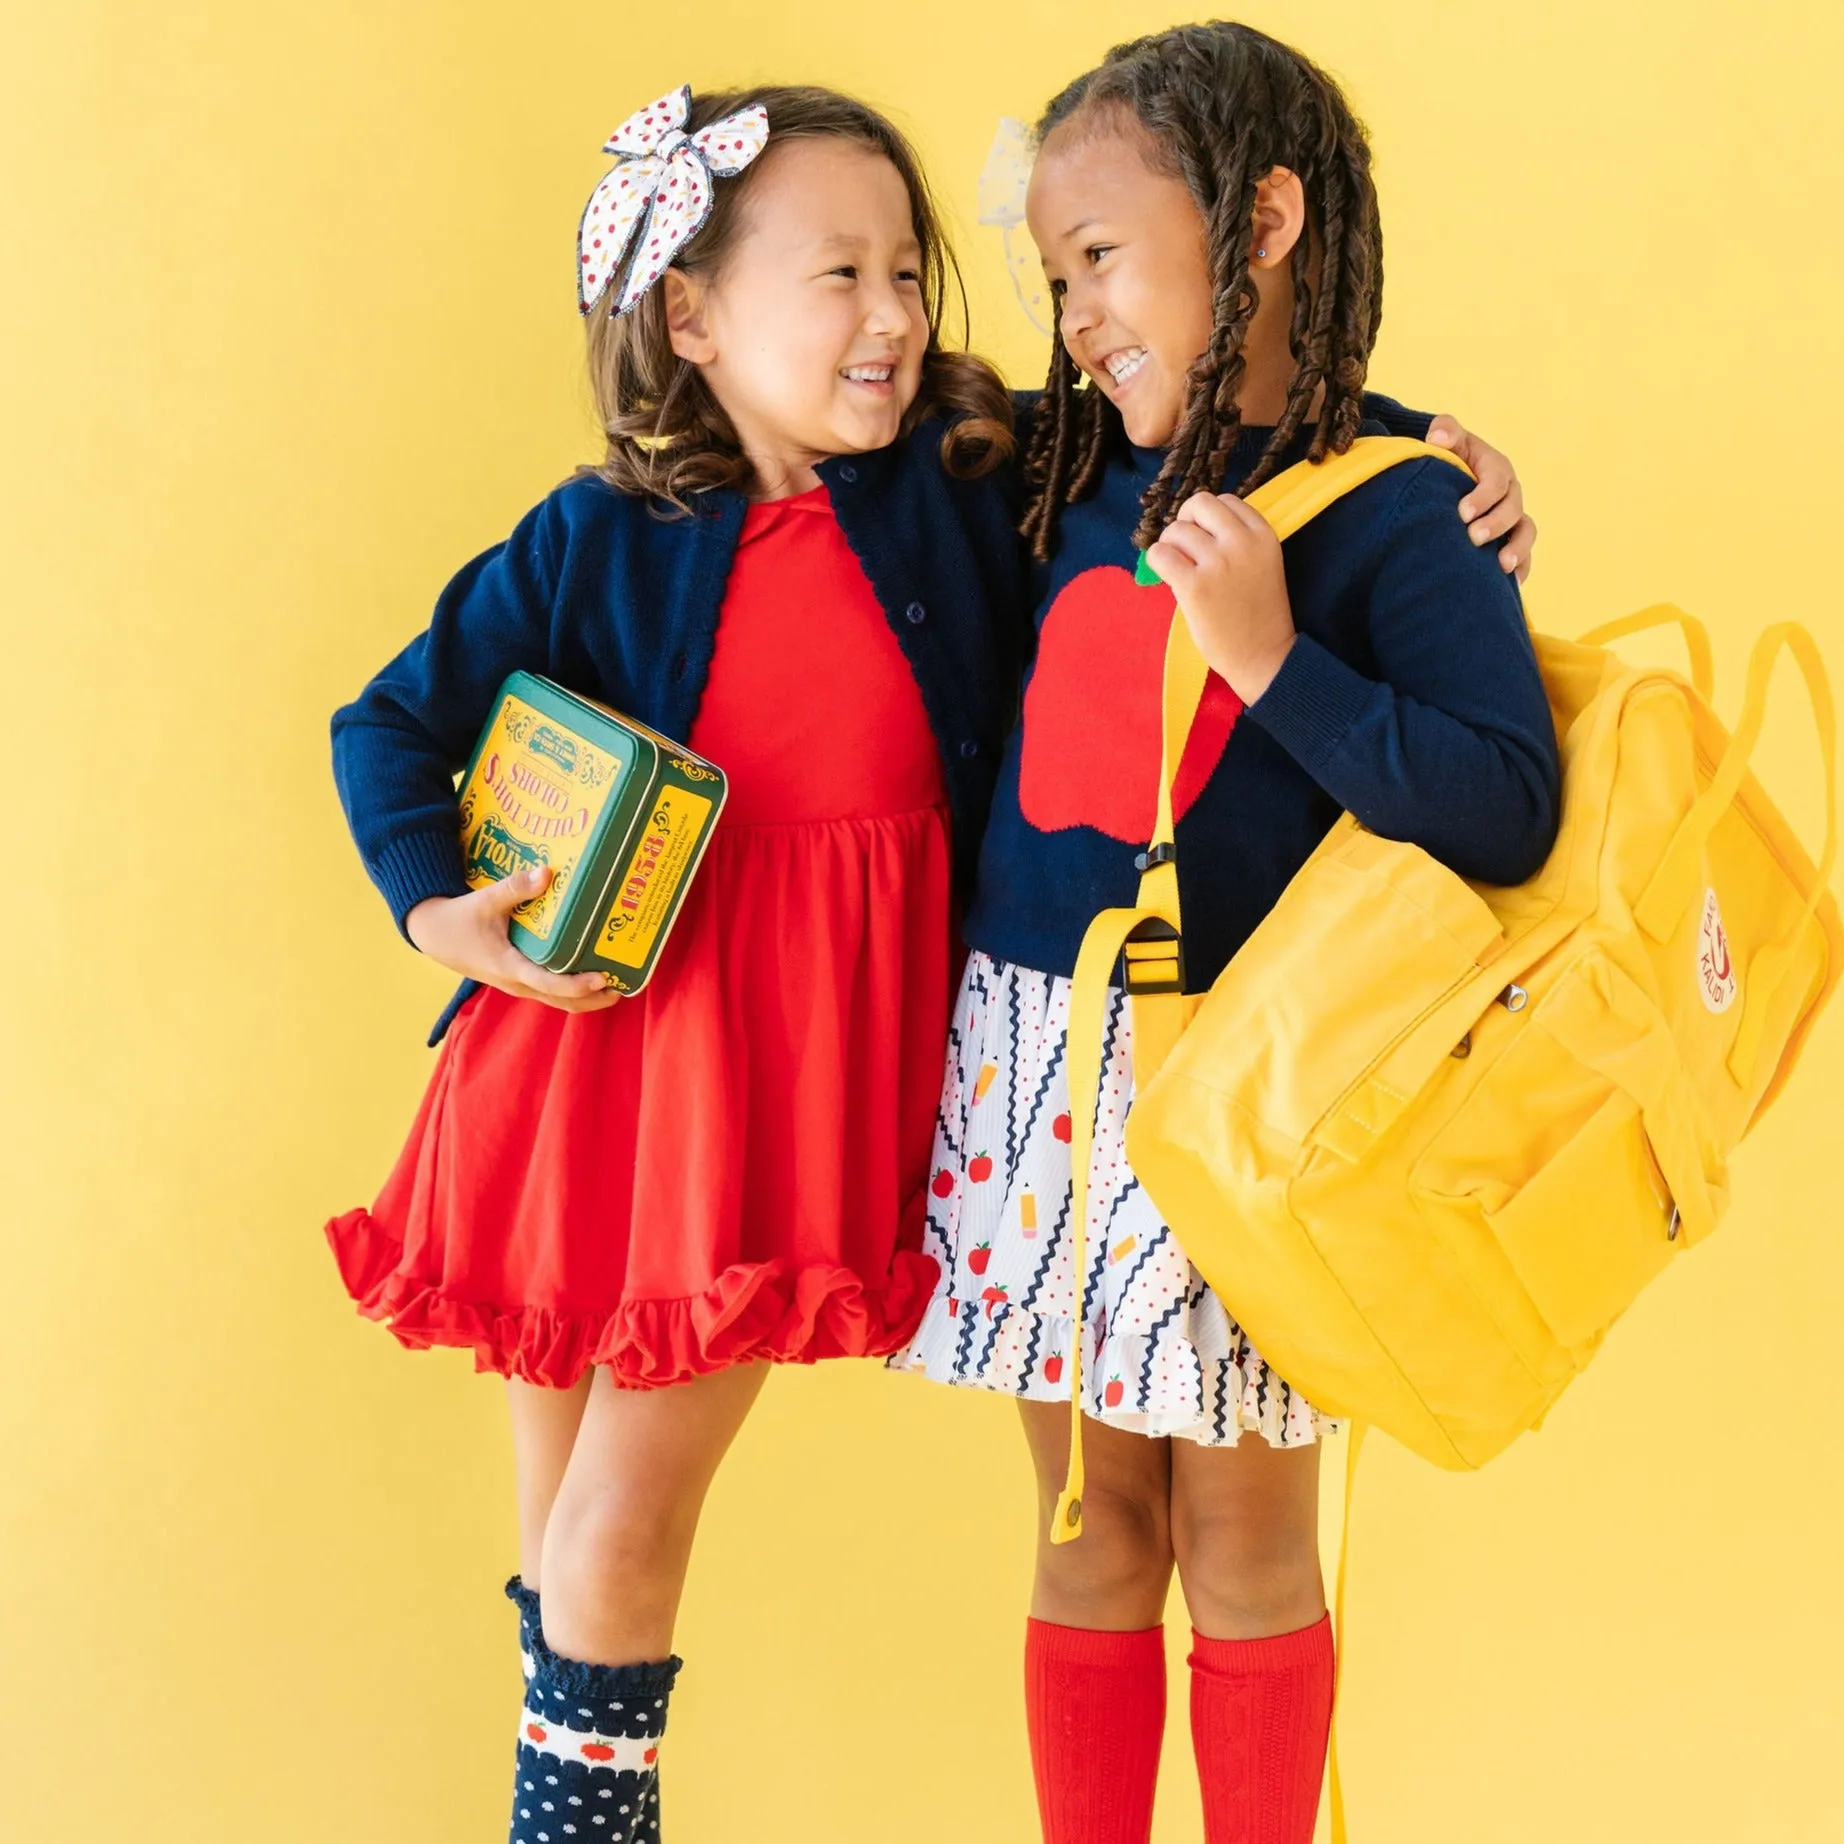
1172, 1438, 1333, 1844
1017, 1401, 1175, 1844
1169, 1436, 1324, 1640
506, 1375, 592, 1590
1017, 1399, 1175, 1628
539, 1361, 768, 1665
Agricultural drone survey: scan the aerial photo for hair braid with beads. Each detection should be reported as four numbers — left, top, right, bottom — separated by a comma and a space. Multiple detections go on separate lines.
1020, 21, 1383, 560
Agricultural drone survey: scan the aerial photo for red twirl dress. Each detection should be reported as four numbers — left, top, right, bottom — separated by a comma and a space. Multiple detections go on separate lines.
326, 486, 952, 1388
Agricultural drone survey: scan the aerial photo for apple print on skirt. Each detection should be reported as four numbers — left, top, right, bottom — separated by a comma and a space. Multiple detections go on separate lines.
890, 951, 1331, 1449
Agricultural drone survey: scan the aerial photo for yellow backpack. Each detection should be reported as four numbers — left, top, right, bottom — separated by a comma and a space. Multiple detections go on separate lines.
1051, 437, 1841, 1544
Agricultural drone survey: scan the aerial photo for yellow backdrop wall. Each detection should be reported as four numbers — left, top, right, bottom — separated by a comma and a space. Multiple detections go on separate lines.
5, 3, 1840, 1839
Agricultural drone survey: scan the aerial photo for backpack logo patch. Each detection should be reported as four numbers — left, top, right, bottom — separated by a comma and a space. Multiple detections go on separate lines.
1697, 887, 1738, 1014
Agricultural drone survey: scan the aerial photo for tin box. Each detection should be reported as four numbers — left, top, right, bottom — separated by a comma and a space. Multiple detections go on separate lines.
455, 671, 727, 992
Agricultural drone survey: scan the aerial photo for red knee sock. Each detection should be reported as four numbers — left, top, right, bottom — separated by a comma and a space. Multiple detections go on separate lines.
1188, 1616, 1335, 1844
1024, 1618, 1167, 1844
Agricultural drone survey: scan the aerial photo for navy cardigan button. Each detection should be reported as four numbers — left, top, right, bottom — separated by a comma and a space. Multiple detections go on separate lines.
838, 464, 859, 484
905, 601, 927, 625
959, 739, 979, 759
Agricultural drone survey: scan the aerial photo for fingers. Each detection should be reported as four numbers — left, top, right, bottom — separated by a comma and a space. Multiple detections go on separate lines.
1457, 455, 1520, 529
1149, 492, 1272, 582
1500, 516, 1536, 582
494, 941, 615, 1003
1143, 538, 1199, 595
481, 864, 552, 914
486, 980, 625, 1013
1425, 413, 1462, 451
1464, 482, 1524, 547
1173, 491, 1267, 541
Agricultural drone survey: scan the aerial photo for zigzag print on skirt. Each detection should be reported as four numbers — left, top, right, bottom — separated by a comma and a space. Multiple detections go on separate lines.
890, 951, 1333, 1449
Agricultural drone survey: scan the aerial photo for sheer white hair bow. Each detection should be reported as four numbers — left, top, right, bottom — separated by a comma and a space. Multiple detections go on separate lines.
577, 85, 770, 316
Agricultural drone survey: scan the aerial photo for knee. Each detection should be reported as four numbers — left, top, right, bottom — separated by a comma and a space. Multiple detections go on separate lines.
542, 1482, 692, 1615
1034, 1480, 1173, 1628
1171, 1495, 1323, 1638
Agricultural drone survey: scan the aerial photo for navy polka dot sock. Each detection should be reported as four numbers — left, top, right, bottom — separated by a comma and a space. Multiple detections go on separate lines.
504, 1578, 681, 1844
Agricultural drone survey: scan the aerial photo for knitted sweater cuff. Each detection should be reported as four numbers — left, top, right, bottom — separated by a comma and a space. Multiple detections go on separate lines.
373, 829, 470, 938
1246, 634, 1376, 773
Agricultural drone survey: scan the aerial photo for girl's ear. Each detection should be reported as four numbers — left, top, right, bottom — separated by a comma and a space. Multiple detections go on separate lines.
663, 269, 716, 364
1249, 167, 1307, 270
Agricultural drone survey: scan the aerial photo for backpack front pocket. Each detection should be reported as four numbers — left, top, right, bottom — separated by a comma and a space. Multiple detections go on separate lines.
1166, 823, 1507, 1154
1414, 952, 1710, 1361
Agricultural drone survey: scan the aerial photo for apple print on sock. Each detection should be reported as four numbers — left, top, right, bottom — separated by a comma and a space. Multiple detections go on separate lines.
526, 1724, 548, 1743
643, 1747, 659, 1765
581, 1742, 614, 1762
1019, 566, 1244, 841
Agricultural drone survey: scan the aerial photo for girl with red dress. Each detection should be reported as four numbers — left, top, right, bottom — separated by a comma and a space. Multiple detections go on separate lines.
324, 83, 1022, 1843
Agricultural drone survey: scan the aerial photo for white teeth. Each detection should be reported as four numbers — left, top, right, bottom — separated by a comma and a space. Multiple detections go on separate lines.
1105, 348, 1149, 384
844, 364, 894, 382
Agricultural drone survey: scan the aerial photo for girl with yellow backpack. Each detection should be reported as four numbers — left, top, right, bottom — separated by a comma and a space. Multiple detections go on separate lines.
891, 22, 1562, 1843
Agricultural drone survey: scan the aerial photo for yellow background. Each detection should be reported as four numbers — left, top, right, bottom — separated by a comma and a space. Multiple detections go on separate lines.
5, 3, 1841, 1839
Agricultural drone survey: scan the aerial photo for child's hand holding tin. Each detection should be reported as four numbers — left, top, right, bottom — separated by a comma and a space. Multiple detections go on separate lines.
406, 867, 622, 1012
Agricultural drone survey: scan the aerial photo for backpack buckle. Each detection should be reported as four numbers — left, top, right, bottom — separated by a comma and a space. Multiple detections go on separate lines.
1133, 842, 1177, 872
1118, 918, 1186, 996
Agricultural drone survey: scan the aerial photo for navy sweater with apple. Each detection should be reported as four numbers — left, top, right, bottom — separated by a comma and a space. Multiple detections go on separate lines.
964, 412, 1562, 989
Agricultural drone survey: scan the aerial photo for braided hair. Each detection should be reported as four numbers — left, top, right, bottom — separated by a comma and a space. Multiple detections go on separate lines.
1019, 22, 1384, 561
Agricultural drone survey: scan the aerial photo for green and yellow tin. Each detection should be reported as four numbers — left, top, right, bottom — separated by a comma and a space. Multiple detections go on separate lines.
455, 671, 727, 993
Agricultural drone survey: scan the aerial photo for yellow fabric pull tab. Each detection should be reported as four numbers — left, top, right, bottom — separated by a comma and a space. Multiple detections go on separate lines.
1327, 1421, 1368, 1844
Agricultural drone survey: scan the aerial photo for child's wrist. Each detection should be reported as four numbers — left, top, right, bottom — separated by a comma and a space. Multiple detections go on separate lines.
404, 894, 454, 955
1229, 631, 1297, 705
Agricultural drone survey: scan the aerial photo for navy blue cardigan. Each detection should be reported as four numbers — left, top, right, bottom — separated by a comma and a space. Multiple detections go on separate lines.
331, 420, 1026, 1040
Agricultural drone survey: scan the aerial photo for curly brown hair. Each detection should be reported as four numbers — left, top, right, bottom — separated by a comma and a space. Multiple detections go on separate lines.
581, 85, 1013, 508
1019, 23, 1384, 561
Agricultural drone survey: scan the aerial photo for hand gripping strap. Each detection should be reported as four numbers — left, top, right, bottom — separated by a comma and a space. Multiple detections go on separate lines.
1053, 438, 1471, 1542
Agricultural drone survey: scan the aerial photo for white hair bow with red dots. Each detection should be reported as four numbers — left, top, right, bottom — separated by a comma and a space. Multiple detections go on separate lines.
577, 85, 771, 317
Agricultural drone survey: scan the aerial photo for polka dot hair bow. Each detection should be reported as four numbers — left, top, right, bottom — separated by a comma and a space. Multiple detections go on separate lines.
577, 84, 771, 316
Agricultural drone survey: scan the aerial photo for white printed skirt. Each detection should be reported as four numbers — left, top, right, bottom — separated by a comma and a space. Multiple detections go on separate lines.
889, 951, 1333, 1448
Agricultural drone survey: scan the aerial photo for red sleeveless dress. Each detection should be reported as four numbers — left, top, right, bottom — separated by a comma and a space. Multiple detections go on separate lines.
326, 487, 952, 1387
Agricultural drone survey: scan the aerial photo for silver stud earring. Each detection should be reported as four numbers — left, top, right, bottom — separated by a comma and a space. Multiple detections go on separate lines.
1256, 246, 1268, 258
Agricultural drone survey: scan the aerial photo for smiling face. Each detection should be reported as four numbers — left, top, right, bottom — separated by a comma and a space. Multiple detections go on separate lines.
1025, 111, 1216, 450
668, 136, 930, 494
